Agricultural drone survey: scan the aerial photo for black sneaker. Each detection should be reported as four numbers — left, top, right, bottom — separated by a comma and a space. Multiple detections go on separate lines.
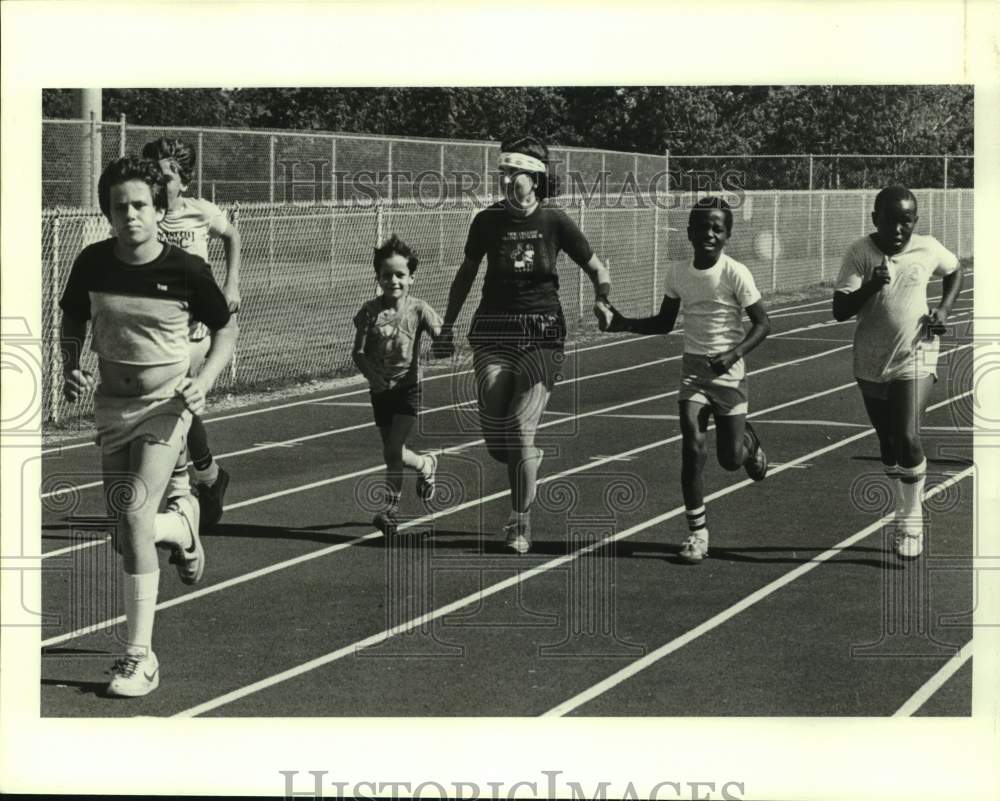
743, 422, 768, 481
196, 466, 229, 532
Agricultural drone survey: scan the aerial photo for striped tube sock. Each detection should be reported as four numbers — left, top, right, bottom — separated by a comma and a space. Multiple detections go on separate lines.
898, 459, 927, 529
685, 505, 707, 533
386, 491, 401, 514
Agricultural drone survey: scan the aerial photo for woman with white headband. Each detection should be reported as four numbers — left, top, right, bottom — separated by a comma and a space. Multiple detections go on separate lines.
437, 135, 614, 554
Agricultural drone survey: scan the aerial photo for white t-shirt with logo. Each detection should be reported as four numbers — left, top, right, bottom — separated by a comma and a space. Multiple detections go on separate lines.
157, 197, 229, 340
836, 233, 958, 382
664, 253, 762, 380
157, 197, 228, 261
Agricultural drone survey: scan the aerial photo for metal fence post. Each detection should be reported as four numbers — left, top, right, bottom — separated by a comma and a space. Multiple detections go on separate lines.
49, 211, 61, 424
268, 135, 276, 290
90, 111, 99, 207
376, 199, 384, 246
230, 203, 240, 383
197, 130, 204, 198
387, 141, 393, 206
330, 135, 338, 287
943, 156, 949, 191
483, 145, 490, 201
652, 202, 660, 314
956, 190, 962, 258
771, 192, 779, 292
118, 114, 126, 158
662, 149, 669, 303
578, 199, 585, 320
819, 191, 826, 282
439, 144, 445, 273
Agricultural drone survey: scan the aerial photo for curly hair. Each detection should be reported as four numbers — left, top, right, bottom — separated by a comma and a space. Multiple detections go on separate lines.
97, 157, 168, 217
141, 136, 197, 186
500, 135, 560, 200
373, 233, 419, 275
688, 195, 734, 234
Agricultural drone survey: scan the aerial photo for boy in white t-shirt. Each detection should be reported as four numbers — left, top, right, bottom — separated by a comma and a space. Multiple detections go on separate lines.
141, 137, 242, 533
608, 197, 771, 563
833, 186, 962, 558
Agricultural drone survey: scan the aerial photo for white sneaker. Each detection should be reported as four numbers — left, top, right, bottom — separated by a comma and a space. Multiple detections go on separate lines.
503, 516, 532, 554
107, 650, 159, 698
416, 453, 438, 503
166, 494, 205, 585
679, 530, 709, 563
894, 520, 924, 559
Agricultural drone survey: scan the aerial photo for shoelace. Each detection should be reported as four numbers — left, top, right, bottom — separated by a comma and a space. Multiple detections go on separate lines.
110, 655, 142, 677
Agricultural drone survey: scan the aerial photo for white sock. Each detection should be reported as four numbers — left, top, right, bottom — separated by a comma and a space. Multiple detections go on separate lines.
152, 502, 193, 549
898, 459, 927, 528
508, 508, 530, 524
164, 459, 191, 500
386, 491, 401, 513
123, 570, 159, 656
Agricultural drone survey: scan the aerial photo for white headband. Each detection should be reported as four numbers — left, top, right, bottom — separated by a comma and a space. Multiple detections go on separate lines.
498, 152, 547, 173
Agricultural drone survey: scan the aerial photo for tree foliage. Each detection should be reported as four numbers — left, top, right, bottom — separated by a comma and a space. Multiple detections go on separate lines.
43, 85, 972, 156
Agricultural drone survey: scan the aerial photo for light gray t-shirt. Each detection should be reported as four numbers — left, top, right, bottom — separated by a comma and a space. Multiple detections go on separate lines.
836, 233, 958, 382
353, 295, 443, 389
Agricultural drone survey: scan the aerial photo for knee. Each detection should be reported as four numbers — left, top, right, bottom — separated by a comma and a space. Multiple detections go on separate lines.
718, 452, 743, 472
894, 429, 922, 460
382, 445, 403, 469
117, 510, 155, 549
682, 434, 707, 464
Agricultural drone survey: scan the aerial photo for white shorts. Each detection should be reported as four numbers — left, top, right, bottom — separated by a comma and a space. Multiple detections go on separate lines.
678, 353, 749, 417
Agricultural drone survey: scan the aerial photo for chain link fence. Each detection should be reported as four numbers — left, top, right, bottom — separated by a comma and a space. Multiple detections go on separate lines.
670, 154, 974, 191
41, 187, 974, 426
40, 118, 975, 428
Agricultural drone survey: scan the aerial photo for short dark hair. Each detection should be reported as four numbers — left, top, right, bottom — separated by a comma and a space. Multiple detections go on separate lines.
97, 157, 168, 218
688, 196, 733, 234
500, 134, 560, 200
141, 137, 196, 186
873, 185, 918, 217
373, 234, 419, 275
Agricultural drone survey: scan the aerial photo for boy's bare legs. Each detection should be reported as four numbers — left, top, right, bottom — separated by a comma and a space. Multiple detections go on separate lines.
101, 438, 182, 695
679, 401, 710, 562
373, 414, 424, 534
860, 392, 903, 520
888, 376, 935, 556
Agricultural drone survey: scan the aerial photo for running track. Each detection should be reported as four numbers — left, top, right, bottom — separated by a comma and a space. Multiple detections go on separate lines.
38, 275, 978, 717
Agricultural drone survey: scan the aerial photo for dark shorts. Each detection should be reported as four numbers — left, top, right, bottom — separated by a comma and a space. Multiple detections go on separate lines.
370, 381, 422, 428
468, 308, 567, 354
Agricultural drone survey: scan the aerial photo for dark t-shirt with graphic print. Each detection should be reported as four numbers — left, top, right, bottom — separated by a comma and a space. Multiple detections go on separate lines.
464, 202, 594, 314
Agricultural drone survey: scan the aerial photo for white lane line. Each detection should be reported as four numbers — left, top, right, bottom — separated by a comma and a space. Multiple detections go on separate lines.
40, 315, 857, 500
892, 640, 974, 717
41, 343, 856, 558
40, 365, 870, 647
36, 291, 871, 456
751, 419, 870, 429
173, 392, 974, 718
40, 351, 688, 501
544, 466, 975, 718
